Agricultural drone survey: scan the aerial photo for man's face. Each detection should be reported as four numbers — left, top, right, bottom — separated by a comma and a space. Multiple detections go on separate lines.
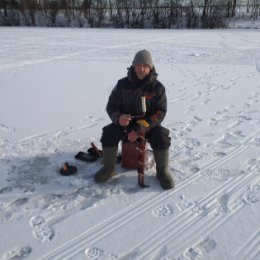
134, 64, 151, 80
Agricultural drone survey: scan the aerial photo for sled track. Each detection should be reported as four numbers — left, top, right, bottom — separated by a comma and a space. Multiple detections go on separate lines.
38, 129, 260, 260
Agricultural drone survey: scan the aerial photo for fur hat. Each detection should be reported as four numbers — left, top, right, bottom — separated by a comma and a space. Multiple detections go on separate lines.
132, 49, 154, 69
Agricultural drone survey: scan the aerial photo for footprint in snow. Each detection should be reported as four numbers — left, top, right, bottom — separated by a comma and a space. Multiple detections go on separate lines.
85, 247, 118, 260
186, 106, 195, 113
202, 167, 237, 181
217, 193, 231, 213
0, 246, 32, 260
243, 103, 251, 110
183, 137, 201, 148
30, 216, 55, 242
32, 225, 55, 242
203, 97, 211, 105
193, 116, 203, 122
85, 247, 104, 260
246, 158, 260, 171
80, 115, 94, 122
54, 127, 74, 138
9, 197, 29, 208
191, 91, 202, 101
255, 58, 260, 73
30, 215, 46, 227
184, 247, 202, 260
208, 118, 218, 126
197, 237, 217, 254
177, 194, 193, 211
184, 237, 217, 259
191, 201, 207, 215
247, 71, 256, 78
0, 197, 30, 222
152, 204, 174, 217
213, 151, 227, 157
0, 186, 13, 195
241, 184, 260, 204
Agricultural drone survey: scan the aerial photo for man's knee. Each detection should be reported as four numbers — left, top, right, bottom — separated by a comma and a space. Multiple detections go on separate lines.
100, 124, 123, 146
147, 126, 171, 150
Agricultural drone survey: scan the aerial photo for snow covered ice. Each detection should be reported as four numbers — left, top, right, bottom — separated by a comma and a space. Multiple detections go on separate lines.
0, 28, 260, 260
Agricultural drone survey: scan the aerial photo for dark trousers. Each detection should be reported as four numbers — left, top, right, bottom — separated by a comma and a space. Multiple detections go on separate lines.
100, 123, 171, 150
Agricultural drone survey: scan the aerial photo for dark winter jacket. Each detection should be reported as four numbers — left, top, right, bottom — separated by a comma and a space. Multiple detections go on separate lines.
106, 66, 167, 131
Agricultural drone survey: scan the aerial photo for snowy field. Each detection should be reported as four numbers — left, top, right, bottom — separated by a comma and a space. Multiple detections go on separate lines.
0, 28, 260, 260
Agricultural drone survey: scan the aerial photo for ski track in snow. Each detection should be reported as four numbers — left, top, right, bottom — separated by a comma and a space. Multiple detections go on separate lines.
234, 229, 260, 260
36, 129, 260, 260
0, 116, 106, 159
1, 29, 260, 260
136, 168, 258, 260
0, 34, 177, 71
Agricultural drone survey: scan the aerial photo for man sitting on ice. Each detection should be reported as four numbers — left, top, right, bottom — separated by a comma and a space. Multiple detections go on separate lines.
94, 50, 174, 190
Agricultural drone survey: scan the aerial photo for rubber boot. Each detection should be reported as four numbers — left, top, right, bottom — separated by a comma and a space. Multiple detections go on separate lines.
94, 146, 117, 183
154, 149, 174, 190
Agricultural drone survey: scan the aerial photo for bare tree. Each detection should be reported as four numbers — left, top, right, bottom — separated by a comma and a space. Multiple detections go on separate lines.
107, 0, 113, 21
82, 0, 91, 21
251, 0, 260, 20
186, 0, 199, 28
201, 0, 227, 28
82, 0, 107, 27
2, 0, 257, 28
112, 0, 125, 28
247, 0, 250, 12
227, 0, 237, 17
0, 0, 20, 25
0, 0, 9, 17
231, 0, 236, 17
60, 0, 71, 22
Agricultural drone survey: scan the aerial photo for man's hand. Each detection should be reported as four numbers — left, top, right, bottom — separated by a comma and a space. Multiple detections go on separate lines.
119, 114, 132, 126
128, 130, 139, 142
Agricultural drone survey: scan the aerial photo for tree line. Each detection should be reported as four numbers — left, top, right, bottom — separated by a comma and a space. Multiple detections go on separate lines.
0, 0, 259, 28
